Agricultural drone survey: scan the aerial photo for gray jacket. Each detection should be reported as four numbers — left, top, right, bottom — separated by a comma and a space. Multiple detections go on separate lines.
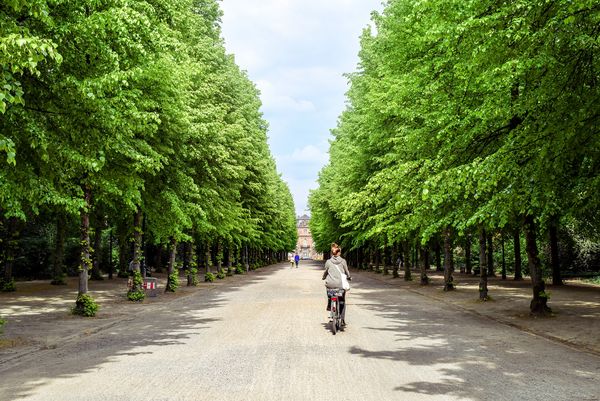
322, 256, 351, 289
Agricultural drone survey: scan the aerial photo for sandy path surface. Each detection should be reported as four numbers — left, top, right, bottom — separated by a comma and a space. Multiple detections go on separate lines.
0, 261, 598, 401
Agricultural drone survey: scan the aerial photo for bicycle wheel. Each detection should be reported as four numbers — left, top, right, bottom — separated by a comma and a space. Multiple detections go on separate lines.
331, 317, 337, 335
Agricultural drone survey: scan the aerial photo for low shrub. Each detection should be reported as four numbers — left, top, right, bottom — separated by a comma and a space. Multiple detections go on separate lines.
127, 289, 145, 301
72, 293, 99, 317
127, 271, 145, 301
186, 268, 199, 286
205, 272, 216, 282
1, 279, 16, 292
166, 272, 179, 292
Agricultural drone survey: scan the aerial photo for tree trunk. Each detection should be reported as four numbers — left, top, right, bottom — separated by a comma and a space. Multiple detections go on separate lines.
465, 234, 472, 275
391, 244, 399, 278
501, 234, 506, 280
130, 209, 142, 293
216, 240, 222, 272
205, 242, 212, 273
443, 228, 454, 291
78, 187, 92, 296
413, 244, 418, 273
404, 242, 412, 281
374, 248, 380, 273
90, 219, 103, 280
165, 237, 178, 292
487, 234, 495, 277
420, 246, 429, 285
52, 213, 67, 284
141, 215, 147, 278
108, 228, 114, 280
513, 228, 523, 280
479, 228, 488, 300
117, 224, 129, 278
226, 244, 233, 274
435, 240, 443, 271
549, 221, 562, 286
382, 246, 389, 275
525, 216, 551, 315
183, 241, 190, 272
188, 239, 197, 285
3, 217, 19, 287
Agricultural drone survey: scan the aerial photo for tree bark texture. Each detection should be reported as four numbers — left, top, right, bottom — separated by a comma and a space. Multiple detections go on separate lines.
382, 246, 389, 275
435, 240, 443, 271
487, 234, 495, 277
108, 229, 114, 279
78, 187, 92, 295
420, 246, 429, 285
513, 228, 523, 280
479, 228, 488, 300
549, 222, 562, 286
501, 234, 506, 280
391, 244, 399, 278
166, 237, 178, 292
131, 209, 143, 292
117, 224, 129, 278
226, 244, 233, 274
525, 216, 551, 315
3, 218, 20, 285
91, 219, 103, 280
443, 229, 454, 291
216, 240, 222, 272
465, 234, 472, 275
205, 243, 212, 273
404, 242, 412, 281
52, 213, 67, 284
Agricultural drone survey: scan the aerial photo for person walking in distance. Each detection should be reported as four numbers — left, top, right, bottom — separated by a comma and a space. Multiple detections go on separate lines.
294, 253, 300, 268
322, 243, 351, 326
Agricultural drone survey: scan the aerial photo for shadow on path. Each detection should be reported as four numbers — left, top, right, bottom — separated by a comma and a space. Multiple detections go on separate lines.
348, 272, 600, 401
1, 265, 282, 400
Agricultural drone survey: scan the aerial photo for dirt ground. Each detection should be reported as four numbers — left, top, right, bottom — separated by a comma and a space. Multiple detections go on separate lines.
358, 268, 600, 355
1, 262, 599, 401
1, 265, 599, 366
0, 271, 247, 363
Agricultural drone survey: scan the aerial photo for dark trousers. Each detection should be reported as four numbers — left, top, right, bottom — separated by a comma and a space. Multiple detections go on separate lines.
327, 290, 346, 320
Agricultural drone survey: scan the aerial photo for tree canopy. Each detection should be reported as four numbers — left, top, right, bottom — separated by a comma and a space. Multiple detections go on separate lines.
0, 0, 297, 309
310, 0, 599, 314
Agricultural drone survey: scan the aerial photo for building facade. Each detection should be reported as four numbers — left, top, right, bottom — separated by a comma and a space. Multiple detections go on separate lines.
295, 214, 322, 260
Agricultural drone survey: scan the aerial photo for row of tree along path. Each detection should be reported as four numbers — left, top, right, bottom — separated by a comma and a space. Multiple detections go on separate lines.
0, 1, 297, 315
309, 0, 600, 316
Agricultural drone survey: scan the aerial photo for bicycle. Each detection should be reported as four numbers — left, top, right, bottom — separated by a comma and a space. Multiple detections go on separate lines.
327, 288, 345, 334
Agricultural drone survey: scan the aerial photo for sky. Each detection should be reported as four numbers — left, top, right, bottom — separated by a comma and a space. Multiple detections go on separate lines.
219, 0, 383, 216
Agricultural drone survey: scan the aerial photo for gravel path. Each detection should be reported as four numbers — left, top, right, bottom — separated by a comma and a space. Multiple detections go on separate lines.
1, 261, 598, 401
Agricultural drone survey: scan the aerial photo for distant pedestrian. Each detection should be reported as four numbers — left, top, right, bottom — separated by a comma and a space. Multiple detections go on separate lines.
294, 253, 300, 268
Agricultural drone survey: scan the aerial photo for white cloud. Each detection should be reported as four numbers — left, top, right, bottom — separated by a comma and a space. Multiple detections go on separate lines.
256, 79, 316, 112
219, 0, 383, 212
274, 143, 329, 183
289, 145, 329, 164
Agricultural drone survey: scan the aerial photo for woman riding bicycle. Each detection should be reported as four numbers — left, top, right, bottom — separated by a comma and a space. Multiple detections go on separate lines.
322, 243, 351, 326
